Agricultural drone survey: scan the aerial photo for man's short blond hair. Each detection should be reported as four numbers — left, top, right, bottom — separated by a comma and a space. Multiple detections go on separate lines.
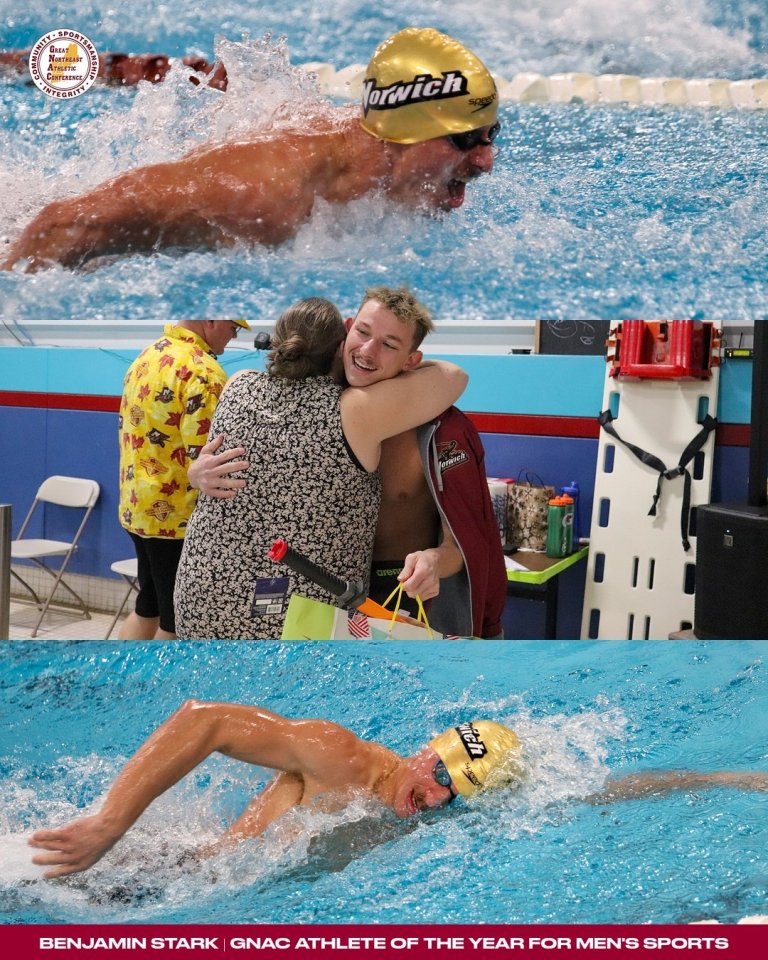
359, 286, 434, 350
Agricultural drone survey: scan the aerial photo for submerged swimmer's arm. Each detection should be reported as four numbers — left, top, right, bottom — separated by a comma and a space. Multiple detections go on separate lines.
587, 770, 768, 804
203, 772, 306, 855
1, 165, 182, 272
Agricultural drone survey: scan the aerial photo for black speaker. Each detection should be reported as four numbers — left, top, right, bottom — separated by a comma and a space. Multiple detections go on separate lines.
694, 502, 768, 639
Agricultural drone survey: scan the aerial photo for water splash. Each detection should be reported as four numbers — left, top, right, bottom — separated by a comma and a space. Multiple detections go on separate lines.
2, 641, 767, 923
1, 33, 330, 226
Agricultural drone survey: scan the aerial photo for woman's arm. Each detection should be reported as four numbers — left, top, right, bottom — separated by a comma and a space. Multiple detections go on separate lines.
341, 360, 468, 471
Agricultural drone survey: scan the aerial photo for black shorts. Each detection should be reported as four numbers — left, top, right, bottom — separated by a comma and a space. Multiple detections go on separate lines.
129, 532, 185, 634
368, 560, 403, 607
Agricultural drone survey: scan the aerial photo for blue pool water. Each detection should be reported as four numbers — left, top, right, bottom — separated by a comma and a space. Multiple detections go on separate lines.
1, 640, 767, 925
1, 1, 768, 328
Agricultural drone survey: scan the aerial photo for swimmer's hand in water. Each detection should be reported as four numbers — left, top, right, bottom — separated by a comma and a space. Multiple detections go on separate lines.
188, 433, 249, 498
29, 813, 123, 878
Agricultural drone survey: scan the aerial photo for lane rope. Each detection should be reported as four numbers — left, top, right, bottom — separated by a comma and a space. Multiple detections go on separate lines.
298, 62, 768, 109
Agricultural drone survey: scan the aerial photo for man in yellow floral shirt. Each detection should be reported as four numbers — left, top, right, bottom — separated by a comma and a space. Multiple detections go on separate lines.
118, 321, 250, 639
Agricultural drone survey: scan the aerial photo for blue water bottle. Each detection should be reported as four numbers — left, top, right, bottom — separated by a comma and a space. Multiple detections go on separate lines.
562, 481, 581, 545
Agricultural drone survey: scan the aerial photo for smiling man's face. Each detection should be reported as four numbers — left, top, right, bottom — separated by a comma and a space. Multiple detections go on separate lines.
342, 299, 422, 388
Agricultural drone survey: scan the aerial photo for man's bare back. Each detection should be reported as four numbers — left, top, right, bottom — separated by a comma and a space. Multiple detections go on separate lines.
1, 117, 392, 272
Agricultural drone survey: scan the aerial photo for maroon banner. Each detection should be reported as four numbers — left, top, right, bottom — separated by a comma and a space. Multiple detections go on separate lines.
1, 924, 767, 960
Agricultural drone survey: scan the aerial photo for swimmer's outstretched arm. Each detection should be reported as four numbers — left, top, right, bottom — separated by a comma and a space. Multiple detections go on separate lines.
29, 701, 358, 878
1, 168, 171, 272
588, 770, 768, 804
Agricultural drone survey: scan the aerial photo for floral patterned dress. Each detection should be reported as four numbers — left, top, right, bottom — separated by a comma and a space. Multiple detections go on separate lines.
174, 372, 381, 639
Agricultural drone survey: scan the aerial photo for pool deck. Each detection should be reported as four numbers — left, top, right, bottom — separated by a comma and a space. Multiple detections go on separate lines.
6, 600, 122, 641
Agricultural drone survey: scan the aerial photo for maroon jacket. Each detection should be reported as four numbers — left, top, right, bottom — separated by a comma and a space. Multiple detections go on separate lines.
418, 407, 508, 638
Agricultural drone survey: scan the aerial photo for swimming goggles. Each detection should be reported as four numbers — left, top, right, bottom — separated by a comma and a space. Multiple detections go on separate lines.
432, 758, 458, 803
446, 121, 501, 152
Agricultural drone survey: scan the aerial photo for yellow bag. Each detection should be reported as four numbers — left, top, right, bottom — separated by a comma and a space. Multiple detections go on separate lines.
281, 584, 461, 640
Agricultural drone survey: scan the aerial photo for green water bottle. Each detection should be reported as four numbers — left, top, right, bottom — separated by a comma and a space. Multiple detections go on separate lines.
546, 495, 574, 558
562, 480, 581, 544
546, 497, 565, 558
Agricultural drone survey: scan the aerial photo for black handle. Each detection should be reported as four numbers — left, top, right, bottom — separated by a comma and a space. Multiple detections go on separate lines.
268, 539, 367, 609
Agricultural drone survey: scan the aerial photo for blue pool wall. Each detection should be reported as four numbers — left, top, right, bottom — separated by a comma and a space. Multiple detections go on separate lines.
0, 348, 752, 638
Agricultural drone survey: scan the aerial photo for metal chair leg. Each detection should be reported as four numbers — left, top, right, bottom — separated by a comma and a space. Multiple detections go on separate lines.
104, 574, 138, 640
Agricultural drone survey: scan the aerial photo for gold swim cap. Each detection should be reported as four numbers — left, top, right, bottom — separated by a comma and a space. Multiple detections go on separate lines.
360, 28, 498, 144
430, 720, 524, 797
232, 319, 252, 330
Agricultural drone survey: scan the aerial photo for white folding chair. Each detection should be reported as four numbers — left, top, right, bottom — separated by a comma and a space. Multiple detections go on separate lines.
104, 557, 139, 640
11, 476, 100, 637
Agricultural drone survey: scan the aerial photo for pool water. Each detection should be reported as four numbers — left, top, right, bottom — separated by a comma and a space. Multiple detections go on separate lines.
3, 1, 767, 80
1, 640, 767, 925
2, 1, 768, 328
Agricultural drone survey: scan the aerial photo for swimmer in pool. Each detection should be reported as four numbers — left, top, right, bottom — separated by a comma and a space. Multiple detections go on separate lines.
2, 28, 500, 272
26, 701, 768, 880
28, 702, 523, 878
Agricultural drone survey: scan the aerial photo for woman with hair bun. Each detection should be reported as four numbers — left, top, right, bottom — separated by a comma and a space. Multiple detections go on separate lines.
174, 291, 466, 639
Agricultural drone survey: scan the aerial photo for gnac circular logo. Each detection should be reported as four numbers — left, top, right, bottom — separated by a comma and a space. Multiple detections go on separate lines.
28, 30, 99, 99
